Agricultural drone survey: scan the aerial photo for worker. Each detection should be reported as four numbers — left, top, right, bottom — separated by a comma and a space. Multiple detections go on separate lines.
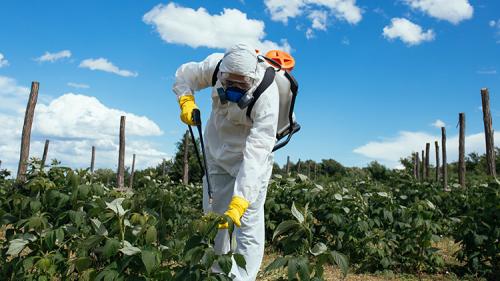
173, 43, 279, 280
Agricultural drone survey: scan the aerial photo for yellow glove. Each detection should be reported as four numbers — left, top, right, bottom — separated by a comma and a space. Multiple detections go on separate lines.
178, 95, 198, 126
219, 196, 250, 229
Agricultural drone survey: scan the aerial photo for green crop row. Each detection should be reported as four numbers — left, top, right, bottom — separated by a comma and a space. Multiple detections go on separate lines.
0, 161, 499, 280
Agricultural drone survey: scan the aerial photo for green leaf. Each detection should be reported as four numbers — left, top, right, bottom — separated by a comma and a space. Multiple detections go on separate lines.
7, 238, 30, 256
377, 192, 388, 197
334, 194, 343, 201
234, 253, 246, 271
90, 218, 108, 236
297, 174, 308, 182
145, 225, 157, 244
287, 257, 298, 280
200, 248, 216, 269
296, 257, 310, 281
330, 251, 348, 277
291, 202, 304, 223
265, 256, 288, 272
119, 240, 141, 256
75, 257, 92, 272
217, 254, 232, 275
105, 198, 127, 217
102, 238, 121, 259
310, 242, 327, 256
273, 220, 299, 240
142, 249, 160, 274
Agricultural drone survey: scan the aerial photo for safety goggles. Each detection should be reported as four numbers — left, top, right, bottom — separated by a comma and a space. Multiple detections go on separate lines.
219, 72, 254, 91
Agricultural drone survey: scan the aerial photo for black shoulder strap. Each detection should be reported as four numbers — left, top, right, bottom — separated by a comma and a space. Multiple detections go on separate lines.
246, 67, 276, 119
211, 60, 222, 86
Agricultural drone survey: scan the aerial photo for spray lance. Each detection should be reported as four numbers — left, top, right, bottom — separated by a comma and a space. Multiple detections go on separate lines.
187, 109, 213, 204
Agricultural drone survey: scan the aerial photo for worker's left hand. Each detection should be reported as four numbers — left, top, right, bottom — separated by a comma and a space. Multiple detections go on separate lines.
218, 196, 249, 229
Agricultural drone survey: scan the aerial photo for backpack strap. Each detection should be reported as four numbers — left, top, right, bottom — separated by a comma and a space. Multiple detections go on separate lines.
211, 60, 223, 87
246, 67, 276, 119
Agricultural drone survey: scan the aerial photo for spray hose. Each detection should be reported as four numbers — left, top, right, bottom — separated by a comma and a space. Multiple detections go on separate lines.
188, 109, 213, 203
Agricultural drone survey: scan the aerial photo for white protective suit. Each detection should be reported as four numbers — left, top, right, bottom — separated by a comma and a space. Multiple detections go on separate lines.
173, 44, 279, 281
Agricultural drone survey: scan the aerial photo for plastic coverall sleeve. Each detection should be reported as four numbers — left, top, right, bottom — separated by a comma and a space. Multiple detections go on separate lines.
233, 83, 280, 204
172, 53, 224, 98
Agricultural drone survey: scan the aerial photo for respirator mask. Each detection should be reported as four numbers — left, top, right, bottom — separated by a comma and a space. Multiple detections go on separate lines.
217, 72, 255, 109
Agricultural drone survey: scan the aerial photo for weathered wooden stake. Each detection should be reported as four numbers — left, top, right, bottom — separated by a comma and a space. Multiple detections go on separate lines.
297, 159, 301, 174
458, 113, 466, 187
286, 156, 291, 175
17, 82, 40, 181
182, 130, 190, 184
421, 149, 425, 181
117, 116, 126, 189
425, 143, 430, 179
435, 141, 440, 182
41, 139, 50, 169
413, 152, 419, 179
129, 154, 136, 189
307, 162, 311, 178
481, 88, 496, 177
90, 146, 95, 173
441, 127, 448, 190
162, 158, 166, 176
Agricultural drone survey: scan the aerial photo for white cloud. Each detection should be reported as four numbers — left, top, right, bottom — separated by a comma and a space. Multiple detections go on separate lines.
143, 3, 290, 53
476, 69, 497, 75
0, 53, 9, 68
383, 18, 435, 46
489, 19, 500, 42
264, 0, 362, 25
67, 82, 90, 89
0, 76, 167, 173
0, 76, 30, 113
308, 10, 328, 30
306, 28, 314, 39
35, 50, 71, 63
79, 58, 138, 77
431, 119, 446, 128
34, 93, 162, 139
404, 0, 473, 24
354, 130, 500, 168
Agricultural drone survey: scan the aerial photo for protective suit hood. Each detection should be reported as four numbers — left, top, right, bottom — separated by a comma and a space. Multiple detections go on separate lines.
219, 43, 258, 80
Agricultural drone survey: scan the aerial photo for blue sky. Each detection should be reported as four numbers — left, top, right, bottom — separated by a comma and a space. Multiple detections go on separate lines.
0, 0, 499, 172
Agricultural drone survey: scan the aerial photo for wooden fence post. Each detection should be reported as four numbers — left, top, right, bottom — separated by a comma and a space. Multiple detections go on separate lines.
425, 143, 430, 179
17, 81, 39, 181
441, 127, 448, 190
90, 146, 95, 173
458, 113, 466, 187
183, 130, 189, 184
435, 141, 440, 182
414, 152, 419, 180
481, 88, 496, 177
41, 139, 49, 169
286, 156, 291, 175
421, 149, 425, 181
297, 159, 301, 174
162, 158, 166, 177
117, 116, 126, 190
129, 154, 136, 189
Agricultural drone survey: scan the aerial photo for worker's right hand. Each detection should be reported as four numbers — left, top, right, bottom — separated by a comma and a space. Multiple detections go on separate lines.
178, 95, 198, 126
